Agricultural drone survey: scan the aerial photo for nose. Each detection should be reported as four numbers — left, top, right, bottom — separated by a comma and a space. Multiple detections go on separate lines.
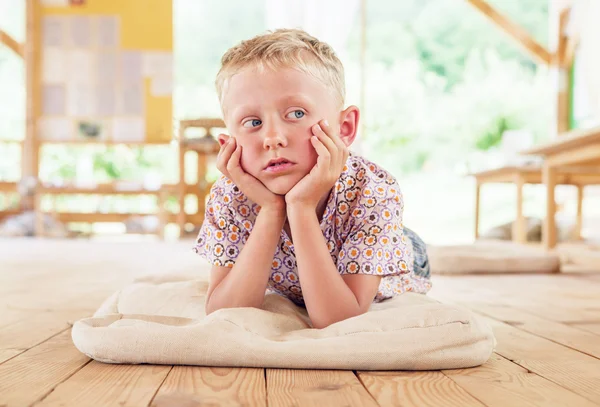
263, 122, 288, 150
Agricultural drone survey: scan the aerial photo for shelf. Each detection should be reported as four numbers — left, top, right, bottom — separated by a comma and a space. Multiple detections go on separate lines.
47, 212, 204, 224
39, 139, 175, 146
0, 182, 17, 192
37, 183, 209, 195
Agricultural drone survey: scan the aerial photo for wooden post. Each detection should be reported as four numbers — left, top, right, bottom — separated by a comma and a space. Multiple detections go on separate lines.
550, 0, 572, 136
359, 0, 367, 141
24, 0, 40, 215
177, 125, 187, 237
158, 188, 169, 240
575, 184, 583, 240
513, 175, 526, 243
542, 164, 558, 250
474, 182, 481, 240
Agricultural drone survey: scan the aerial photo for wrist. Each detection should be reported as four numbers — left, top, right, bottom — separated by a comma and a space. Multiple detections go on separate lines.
258, 204, 287, 219
286, 202, 316, 218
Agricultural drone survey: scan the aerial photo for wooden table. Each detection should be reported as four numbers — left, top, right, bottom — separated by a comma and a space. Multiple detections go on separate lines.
472, 164, 600, 244
522, 126, 600, 249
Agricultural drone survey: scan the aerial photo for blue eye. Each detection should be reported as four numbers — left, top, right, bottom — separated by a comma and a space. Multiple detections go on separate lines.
287, 110, 305, 119
243, 119, 262, 128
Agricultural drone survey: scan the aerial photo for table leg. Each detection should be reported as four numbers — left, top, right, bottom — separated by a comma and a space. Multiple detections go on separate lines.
542, 165, 557, 250
177, 143, 186, 239
513, 175, 526, 243
34, 190, 44, 237
575, 185, 584, 241
474, 182, 481, 240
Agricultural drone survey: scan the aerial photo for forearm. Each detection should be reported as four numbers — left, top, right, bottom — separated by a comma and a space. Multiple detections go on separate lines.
205, 207, 286, 313
288, 206, 361, 328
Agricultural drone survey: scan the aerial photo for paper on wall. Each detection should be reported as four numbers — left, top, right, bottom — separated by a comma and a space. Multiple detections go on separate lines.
119, 83, 144, 115
42, 47, 67, 84
41, 0, 69, 5
42, 16, 66, 47
69, 16, 93, 48
42, 84, 66, 115
142, 52, 172, 77
96, 50, 118, 85
97, 16, 119, 48
67, 83, 97, 117
150, 75, 172, 96
121, 51, 143, 83
38, 117, 73, 141
96, 85, 116, 116
67, 50, 95, 85
112, 118, 145, 142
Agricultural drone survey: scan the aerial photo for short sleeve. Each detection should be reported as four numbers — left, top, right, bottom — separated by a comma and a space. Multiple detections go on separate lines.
193, 181, 247, 268
336, 194, 413, 277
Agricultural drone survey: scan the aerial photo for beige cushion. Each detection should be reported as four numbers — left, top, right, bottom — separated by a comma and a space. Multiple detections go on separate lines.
428, 240, 561, 274
71, 273, 495, 370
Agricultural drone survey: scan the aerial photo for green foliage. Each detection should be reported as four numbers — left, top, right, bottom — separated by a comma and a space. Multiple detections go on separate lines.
475, 116, 516, 151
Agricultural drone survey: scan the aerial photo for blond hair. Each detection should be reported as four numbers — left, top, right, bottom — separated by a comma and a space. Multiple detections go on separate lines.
216, 28, 345, 109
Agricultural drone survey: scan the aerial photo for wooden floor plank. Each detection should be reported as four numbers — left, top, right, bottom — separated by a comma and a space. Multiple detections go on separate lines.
480, 316, 600, 404
0, 311, 87, 364
571, 323, 600, 336
463, 302, 600, 359
356, 370, 484, 407
266, 369, 378, 407
35, 361, 171, 407
151, 367, 266, 407
443, 353, 598, 407
431, 276, 600, 323
0, 330, 90, 407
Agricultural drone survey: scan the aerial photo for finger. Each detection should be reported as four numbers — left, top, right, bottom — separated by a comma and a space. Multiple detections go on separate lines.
313, 122, 343, 170
226, 143, 245, 179
217, 138, 236, 175
312, 123, 337, 155
321, 120, 348, 156
310, 136, 331, 168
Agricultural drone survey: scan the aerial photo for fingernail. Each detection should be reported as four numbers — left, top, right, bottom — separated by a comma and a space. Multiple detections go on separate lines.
323, 120, 329, 127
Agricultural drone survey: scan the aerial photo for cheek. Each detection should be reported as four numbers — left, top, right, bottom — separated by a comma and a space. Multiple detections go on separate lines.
237, 140, 258, 173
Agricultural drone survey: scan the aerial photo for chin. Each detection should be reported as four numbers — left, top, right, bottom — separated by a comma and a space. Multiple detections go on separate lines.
263, 176, 299, 196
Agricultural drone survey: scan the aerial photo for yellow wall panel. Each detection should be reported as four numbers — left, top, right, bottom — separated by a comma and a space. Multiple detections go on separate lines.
39, 0, 173, 144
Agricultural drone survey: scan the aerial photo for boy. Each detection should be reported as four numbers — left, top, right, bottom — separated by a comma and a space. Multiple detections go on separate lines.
194, 29, 431, 329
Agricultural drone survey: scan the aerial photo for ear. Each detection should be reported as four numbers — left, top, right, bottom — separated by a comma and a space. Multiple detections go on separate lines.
217, 133, 231, 147
338, 105, 360, 147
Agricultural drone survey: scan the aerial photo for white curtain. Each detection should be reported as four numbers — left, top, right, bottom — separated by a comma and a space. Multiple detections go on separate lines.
574, 0, 600, 126
264, 0, 360, 63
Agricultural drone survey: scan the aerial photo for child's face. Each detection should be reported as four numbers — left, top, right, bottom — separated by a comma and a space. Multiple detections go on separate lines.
220, 66, 351, 195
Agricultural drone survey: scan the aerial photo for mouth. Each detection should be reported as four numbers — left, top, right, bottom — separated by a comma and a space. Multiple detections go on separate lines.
264, 157, 295, 173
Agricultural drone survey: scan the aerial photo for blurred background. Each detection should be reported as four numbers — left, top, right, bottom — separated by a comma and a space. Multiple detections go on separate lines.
0, 0, 598, 244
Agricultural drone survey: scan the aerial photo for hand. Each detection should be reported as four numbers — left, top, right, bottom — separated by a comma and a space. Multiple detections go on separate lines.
285, 120, 349, 209
216, 136, 285, 212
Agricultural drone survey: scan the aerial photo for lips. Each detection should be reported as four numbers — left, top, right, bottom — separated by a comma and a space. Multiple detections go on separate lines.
265, 157, 294, 170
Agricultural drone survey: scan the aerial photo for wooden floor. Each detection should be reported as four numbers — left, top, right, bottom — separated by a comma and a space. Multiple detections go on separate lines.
1, 238, 600, 407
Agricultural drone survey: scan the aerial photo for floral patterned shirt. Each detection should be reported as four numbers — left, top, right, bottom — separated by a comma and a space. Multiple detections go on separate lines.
193, 153, 432, 306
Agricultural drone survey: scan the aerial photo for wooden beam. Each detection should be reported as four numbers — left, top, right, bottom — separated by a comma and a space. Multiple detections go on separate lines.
0, 29, 23, 58
465, 0, 552, 65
